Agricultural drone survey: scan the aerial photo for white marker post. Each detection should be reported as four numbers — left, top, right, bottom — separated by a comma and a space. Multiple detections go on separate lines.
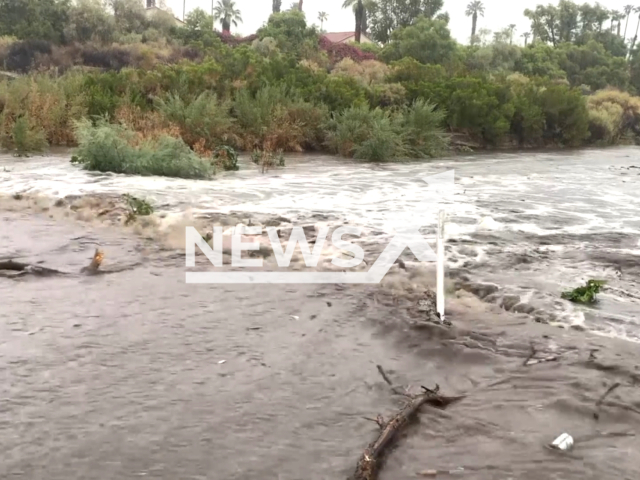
436, 210, 445, 322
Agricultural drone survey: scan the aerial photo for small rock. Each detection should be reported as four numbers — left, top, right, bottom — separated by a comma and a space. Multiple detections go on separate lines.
461, 282, 500, 299
501, 295, 521, 311
512, 303, 536, 315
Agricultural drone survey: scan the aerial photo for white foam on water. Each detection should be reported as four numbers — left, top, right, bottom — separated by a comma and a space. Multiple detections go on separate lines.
3, 149, 640, 341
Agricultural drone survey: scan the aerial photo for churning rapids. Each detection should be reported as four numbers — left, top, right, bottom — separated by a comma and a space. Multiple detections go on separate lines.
1, 147, 640, 480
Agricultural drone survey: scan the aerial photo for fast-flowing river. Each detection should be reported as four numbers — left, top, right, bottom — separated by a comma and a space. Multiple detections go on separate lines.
2, 147, 640, 480
2, 147, 640, 340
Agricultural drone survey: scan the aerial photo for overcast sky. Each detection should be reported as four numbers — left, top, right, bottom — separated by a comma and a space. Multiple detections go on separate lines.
162, 0, 639, 46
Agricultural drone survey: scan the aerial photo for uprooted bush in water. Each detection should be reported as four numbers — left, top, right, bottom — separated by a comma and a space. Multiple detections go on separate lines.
561, 279, 606, 304
122, 193, 153, 225
70, 118, 213, 179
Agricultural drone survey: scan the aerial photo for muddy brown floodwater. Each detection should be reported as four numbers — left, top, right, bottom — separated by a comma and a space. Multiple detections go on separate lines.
2, 149, 640, 480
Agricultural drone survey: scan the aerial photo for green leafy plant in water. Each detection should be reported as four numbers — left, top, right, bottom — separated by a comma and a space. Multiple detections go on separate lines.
561, 279, 606, 304
212, 145, 239, 171
122, 193, 153, 225
251, 149, 285, 173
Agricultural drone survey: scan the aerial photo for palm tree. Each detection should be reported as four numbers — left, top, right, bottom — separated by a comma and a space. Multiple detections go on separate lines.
272, 0, 281, 13
318, 11, 328, 31
212, 0, 242, 34
466, 1, 485, 44
342, 0, 366, 43
507, 23, 516, 44
631, 6, 640, 54
522, 31, 531, 46
298, 0, 303, 11
624, 5, 634, 39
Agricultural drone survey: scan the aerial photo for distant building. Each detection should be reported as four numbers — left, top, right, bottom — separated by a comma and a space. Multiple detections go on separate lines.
144, 0, 185, 26
322, 32, 373, 44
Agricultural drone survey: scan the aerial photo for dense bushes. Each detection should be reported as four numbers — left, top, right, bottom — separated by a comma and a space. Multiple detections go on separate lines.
71, 119, 213, 179
324, 100, 448, 161
4, 0, 640, 170
586, 89, 640, 144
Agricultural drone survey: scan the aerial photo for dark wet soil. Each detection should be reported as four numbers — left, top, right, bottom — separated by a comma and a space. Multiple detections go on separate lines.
2, 210, 640, 480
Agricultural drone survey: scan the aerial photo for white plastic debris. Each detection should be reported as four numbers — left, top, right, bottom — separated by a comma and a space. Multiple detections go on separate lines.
290, 315, 299, 320
217, 360, 226, 365
550, 433, 574, 451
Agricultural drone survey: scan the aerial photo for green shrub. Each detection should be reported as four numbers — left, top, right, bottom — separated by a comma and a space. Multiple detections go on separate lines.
313, 75, 369, 113
368, 83, 408, 108
1, 115, 48, 155
232, 84, 326, 151
212, 145, 239, 171
155, 91, 236, 150
324, 105, 405, 161
353, 115, 407, 161
587, 89, 640, 144
122, 193, 154, 225
588, 103, 623, 144
71, 118, 212, 179
562, 279, 606, 304
399, 99, 449, 158
251, 149, 285, 173
538, 84, 590, 147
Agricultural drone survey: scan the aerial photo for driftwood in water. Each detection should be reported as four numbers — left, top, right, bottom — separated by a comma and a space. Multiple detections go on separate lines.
349, 367, 465, 480
0, 260, 64, 277
0, 249, 104, 278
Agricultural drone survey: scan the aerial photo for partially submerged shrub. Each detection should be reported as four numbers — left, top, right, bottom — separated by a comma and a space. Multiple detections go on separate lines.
71, 119, 213, 179
561, 279, 606, 304
325, 101, 448, 161
251, 149, 285, 173
324, 105, 405, 161
399, 99, 449, 158
122, 193, 153, 225
1, 115, 48, 156
212, 145, 239, 171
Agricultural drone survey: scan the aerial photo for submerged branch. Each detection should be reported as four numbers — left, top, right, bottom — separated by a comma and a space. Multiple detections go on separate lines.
350, 367, 465, 480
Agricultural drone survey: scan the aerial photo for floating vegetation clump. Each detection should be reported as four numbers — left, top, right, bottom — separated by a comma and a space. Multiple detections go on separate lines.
561, 279, 606, 304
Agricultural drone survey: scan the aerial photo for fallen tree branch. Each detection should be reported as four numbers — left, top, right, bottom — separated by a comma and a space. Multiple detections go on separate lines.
594, 382, 622, 420
376, 365, 394, 387
0, 248, 105, 278
523, 342, 537, 366
350, 370, 465, 480
0, 260, 65, 277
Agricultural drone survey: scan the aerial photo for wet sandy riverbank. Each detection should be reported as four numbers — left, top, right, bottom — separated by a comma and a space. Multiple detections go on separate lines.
2, 205, 639, 480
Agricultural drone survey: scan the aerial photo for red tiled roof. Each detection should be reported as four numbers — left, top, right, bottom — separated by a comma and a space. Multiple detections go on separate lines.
322, 32, 356, 43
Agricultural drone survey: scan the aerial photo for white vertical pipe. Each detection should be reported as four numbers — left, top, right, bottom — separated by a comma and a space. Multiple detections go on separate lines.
436, 210, 445, 322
